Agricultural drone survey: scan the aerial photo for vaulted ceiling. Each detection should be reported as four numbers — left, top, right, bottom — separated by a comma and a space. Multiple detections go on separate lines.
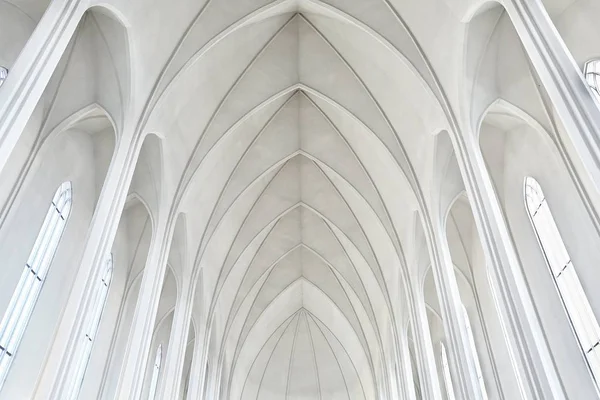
8, 0, 585, 397
142, 4, 448, 398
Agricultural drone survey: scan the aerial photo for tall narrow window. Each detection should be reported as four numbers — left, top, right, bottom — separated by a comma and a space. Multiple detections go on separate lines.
584, 59, 600, 104
0, 67, 7, 88
148, 344, 162, 400
462, 305, 488, 399
525, 176, 600, 383
64, 253, 113, 400
202, 362, 210, 397
0, 181, 72, 388
440, 342, 456, 400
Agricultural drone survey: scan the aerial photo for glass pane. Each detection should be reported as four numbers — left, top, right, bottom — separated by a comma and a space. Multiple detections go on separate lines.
0, 67, 7, 87
584, 60, 600, 105
148, 345, 162, 400
524, 177, 600, 386
0, 182, 72, 388
203, 362, 209, 397
63, 254, 113, 400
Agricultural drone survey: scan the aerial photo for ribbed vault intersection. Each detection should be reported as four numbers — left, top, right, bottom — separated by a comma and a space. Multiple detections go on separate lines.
4, 0, 600, 399
188, 51, 411, 400
144, 2, 442, 399
241, 308, 365, 400
209, 151, 392, 399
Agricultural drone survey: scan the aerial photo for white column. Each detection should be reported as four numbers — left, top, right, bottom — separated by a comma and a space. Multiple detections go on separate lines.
451, 128, 566, 399
381, 359, 392, 400
427, 223, 484, 400
408, 285, 443, 400
158, 278, 194, 399
184, 334, 205, 400
387, 347, 400, 400
397, 327, 417, 400
0, 0, 85, 174
113, 216, 174, 400
31, 130, 140, 400
388, 361, 399, 400
503, 0, 600, 192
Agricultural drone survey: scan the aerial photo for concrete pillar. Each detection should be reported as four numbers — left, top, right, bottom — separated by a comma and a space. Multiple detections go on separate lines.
409, 285, 443, 400
30, 129, 139, 400
451, 126, 566, 400
503, 0, 600, 193
113, 216, 173, 400
426, 221, 485, 400
0, 0, 85, 174
158, 279, 194, 400
397, 326, 417, 400
184, 334, 205, 400
386, 339, 401, 400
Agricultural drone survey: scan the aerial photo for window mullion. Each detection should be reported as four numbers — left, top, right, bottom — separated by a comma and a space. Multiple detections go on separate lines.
63, 253, 112, 400
525, 176, 600, 388
0, 182, 72, 388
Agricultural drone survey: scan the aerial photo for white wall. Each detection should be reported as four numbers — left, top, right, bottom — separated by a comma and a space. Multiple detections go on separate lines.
480, 116, 600, 399
0, 125, 108, 399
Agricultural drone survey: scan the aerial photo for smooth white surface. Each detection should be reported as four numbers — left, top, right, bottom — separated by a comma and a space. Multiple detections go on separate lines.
1, 0, 600, 399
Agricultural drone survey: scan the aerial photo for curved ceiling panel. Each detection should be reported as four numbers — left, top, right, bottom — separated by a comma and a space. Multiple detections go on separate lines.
143, 1, 451, 398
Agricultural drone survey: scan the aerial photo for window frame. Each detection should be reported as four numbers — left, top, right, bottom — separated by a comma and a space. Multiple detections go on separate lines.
524, 176, 600, 386
202, 361, 210, 397
148, 344, 162, 400
0, 181, 73, 389
584, 59, 600, 104
63, 253, 113, 400
0, 67, 7, 88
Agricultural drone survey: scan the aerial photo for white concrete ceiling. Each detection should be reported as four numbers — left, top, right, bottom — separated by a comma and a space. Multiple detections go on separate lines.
10, 0, 588, 397
151, 6, 441, 397
130, 1, 495, 398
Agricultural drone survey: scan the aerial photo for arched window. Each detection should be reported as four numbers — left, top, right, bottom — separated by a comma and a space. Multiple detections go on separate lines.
462, 305, 488, 399
525, 177, 600, 383
148, 344, 162, 400
64, 253, 113, 400
584, 59, 600, 104
440, 342, 456, 400
202, 361, 210, 397
0, 67, 7, 88
0, 181, 72, 388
